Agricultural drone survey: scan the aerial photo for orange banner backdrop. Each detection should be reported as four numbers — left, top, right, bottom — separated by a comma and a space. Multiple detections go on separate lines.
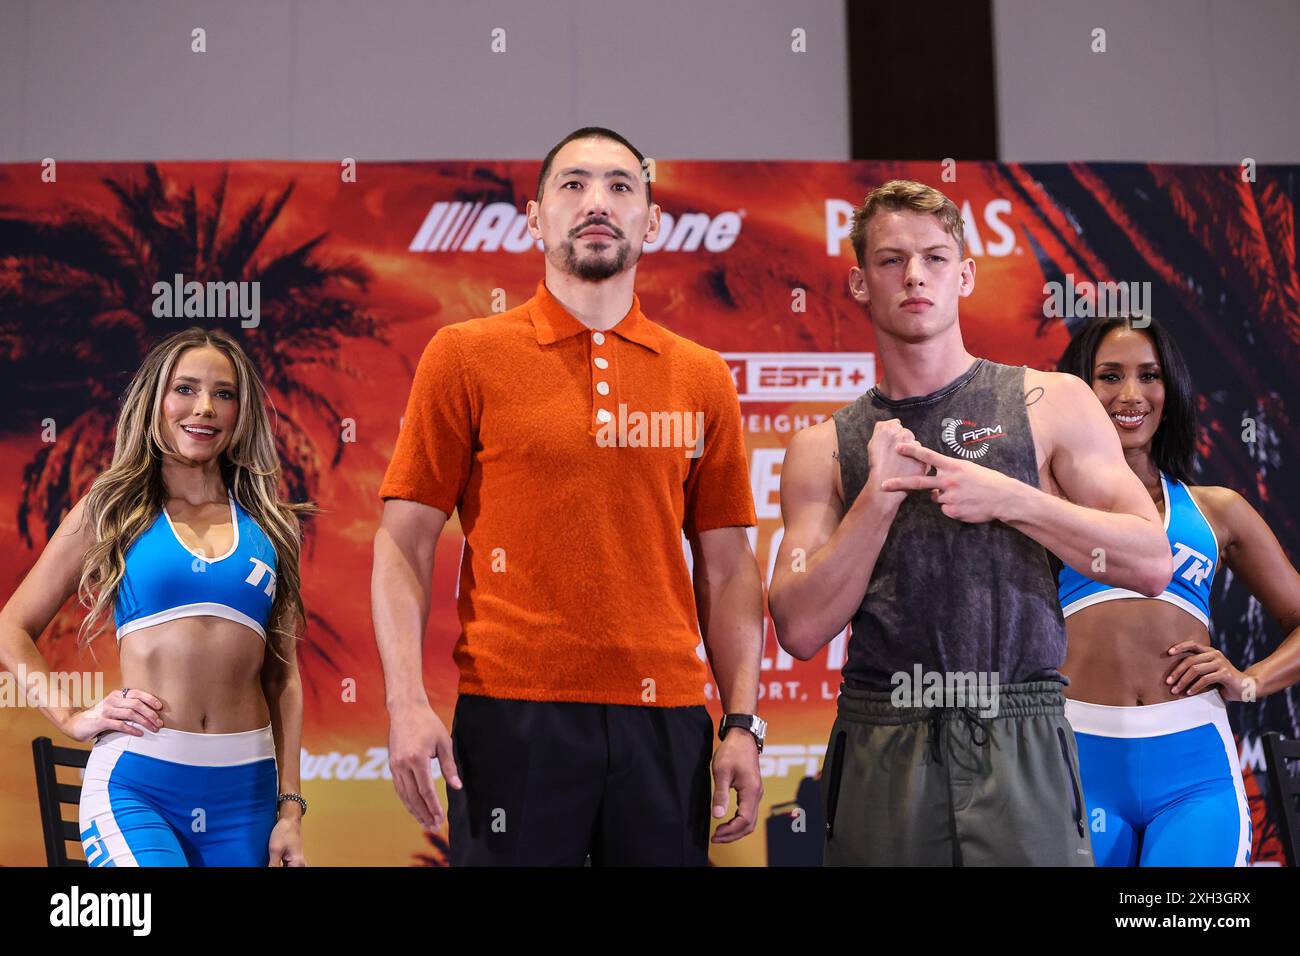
1, 159, 1295, 865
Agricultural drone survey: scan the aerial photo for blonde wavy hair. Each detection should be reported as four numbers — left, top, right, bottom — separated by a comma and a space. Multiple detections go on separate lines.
848, 179, 967, 267
77, 327, 314, 660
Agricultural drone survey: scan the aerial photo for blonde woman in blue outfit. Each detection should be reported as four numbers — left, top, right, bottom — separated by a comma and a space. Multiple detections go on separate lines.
0, 327, 311, 865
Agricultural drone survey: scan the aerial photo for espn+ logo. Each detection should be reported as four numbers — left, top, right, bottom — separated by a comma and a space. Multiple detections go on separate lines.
728, 353, 875, 402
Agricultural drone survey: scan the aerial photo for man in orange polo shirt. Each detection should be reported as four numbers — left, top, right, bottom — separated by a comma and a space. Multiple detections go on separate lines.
372, 127, 765, 865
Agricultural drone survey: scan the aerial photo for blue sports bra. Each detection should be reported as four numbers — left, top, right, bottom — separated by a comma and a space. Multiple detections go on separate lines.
1058, 472, 1218, 627
113, 491, 278, 642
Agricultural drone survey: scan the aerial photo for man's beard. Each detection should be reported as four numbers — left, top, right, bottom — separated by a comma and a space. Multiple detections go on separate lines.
557, 236, 635, 281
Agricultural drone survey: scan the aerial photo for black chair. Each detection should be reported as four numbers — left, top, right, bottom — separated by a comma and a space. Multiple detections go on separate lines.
765, 775, 826, 866
1263, 731, 1300, 867
31, 736, 91, 867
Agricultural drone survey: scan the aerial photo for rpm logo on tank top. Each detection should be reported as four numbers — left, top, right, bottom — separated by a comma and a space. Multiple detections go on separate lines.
940, 417, 1007, 460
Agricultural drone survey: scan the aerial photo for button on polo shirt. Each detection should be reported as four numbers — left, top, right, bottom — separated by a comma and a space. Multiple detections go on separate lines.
379, 279, 757, 707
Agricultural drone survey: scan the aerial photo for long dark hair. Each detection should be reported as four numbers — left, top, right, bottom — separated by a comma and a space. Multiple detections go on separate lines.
1056, 316, 1197, 484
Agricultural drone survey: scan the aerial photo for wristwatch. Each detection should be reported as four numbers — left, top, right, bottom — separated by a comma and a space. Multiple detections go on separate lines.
719, 714, 767, 752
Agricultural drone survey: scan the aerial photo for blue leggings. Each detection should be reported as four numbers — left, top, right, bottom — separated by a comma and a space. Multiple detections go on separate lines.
1067, 693, 1250, 867
79, 725, 277, 867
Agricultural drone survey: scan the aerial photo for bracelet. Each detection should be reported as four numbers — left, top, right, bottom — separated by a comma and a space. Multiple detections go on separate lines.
278, 792, 307, 817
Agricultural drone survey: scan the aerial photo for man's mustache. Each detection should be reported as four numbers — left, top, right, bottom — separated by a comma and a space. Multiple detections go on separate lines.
570, 219, 624, 239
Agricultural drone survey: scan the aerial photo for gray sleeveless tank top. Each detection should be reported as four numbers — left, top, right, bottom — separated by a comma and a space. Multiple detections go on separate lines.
831, 358, 1066, 690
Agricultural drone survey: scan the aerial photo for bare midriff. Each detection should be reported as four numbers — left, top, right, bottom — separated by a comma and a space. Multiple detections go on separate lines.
118, 616, 269, 733
1063, 597, 1211, 706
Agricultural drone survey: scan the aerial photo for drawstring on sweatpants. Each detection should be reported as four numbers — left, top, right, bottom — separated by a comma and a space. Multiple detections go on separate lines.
926, 706, 992, 764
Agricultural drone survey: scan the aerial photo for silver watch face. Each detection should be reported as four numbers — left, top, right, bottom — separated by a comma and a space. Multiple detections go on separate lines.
750, 715, 767, 740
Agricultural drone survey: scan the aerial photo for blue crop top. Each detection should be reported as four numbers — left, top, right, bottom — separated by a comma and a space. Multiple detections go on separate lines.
1058, 472, 1218, 627
113, 491, 278, 642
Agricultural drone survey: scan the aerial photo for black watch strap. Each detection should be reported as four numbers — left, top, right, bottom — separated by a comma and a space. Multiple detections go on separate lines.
719, 714, 766, 752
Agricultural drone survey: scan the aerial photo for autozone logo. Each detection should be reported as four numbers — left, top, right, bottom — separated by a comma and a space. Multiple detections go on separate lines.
409, 201, 744, 253
725, 352, 875, 402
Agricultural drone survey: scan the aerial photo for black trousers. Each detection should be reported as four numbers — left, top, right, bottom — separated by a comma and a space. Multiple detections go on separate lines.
447, 694, 714, 866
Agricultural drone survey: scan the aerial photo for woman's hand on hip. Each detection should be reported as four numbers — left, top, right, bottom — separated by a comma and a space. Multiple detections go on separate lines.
62, 687, 165, 742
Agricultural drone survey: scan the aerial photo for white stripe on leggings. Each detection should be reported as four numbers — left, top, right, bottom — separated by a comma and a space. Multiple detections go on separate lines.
78, 744, 138, 867
1066, 690, 1250, 865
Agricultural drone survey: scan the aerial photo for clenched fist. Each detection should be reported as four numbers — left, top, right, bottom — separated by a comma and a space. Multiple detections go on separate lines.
867, 419, 928, 502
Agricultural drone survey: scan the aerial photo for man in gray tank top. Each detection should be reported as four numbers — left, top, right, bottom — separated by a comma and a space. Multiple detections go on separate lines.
768, 180, 1173, 865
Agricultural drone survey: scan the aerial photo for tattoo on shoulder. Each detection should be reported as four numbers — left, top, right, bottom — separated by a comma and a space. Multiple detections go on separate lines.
1024, 386, 1045, 408
831, 450, 840, 461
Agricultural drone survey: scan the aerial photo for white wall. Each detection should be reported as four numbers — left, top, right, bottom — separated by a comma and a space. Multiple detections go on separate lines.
0, 0, 850, 162
5, 0, 1295, 167
994, 0, 1300, 163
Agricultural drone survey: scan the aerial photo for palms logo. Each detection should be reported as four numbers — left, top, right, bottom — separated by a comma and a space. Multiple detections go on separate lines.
940, 417, 1006, 460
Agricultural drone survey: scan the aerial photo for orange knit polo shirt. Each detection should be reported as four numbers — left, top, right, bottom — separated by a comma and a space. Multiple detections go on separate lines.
379, 280, 757, 707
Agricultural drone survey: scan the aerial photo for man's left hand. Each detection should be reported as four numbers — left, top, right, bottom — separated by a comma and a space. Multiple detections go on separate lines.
881, 442, 1019, 524
710, 729, 763, 844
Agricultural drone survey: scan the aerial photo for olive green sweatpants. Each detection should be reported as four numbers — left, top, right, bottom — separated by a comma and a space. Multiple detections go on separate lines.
821, 681, 1094, 866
